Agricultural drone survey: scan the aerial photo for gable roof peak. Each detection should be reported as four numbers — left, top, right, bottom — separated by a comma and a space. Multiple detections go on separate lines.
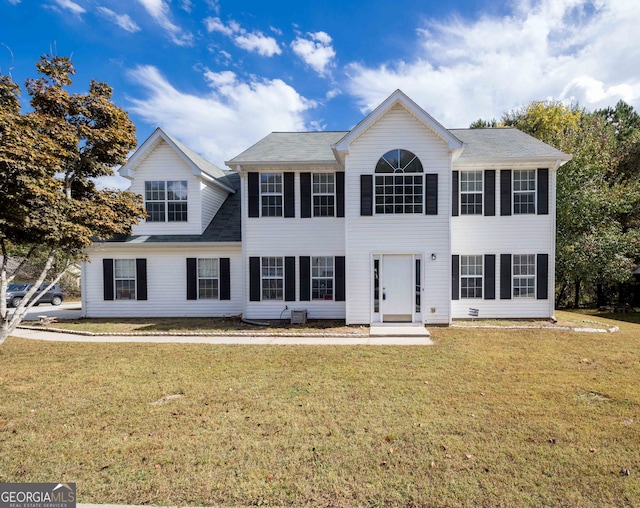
332, 90, 463, 157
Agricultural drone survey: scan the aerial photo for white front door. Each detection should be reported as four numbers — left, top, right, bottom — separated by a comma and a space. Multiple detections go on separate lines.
381, 255, 413, 322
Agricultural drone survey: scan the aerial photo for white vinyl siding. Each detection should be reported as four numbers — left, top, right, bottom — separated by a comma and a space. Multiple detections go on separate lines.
82, 245, 243, 318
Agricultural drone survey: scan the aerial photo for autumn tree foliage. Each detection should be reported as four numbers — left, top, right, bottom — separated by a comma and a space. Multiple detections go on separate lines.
0, 55, 146, 344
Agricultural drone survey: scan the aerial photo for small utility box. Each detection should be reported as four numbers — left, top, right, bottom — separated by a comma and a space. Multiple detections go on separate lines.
290, 309, 307, 324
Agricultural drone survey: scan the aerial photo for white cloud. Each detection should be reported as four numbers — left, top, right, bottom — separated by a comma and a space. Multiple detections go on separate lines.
7, 0, 21, 5
54, 0, 85, 15
127, 66, 315, 168
346, 0, 640, 127
137, 0, 193, 46
204, 16, 282, 57
291, 31, 336, 76
97, 7, 140, 33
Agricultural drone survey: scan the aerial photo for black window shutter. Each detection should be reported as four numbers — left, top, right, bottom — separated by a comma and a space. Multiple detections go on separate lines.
336, 171, 345, 218
284, 172, 295, 218
249, 257, 260, 301
537, 168, 549, 215
220, 258, 231, 300
360, 175, 373, 216
500, 254, 512, 299
500, 170, 512, 216
285, 256, 295, 301
136, 258, 147, 301
103, 259, 114, 301
537, 254, 549, 300
451, 255, 460, 300
300, 256, 311, 301
300, 173, 311, 218
186, 258, 197, 300
335, 256, 346, 302
484, 254, 496, 300
484, 170, 496, 216
452, 171, 459, 217
248, 172, 259, 218
426, 174, 438, 215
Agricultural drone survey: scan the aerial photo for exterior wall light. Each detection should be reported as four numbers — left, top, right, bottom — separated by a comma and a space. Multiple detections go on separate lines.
431, 253, 437, 261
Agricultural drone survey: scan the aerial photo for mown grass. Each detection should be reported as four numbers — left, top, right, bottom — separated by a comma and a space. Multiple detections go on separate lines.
1, 315, 639, 507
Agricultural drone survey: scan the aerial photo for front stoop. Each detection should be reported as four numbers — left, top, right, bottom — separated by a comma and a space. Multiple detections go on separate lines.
369, 323, 431, 338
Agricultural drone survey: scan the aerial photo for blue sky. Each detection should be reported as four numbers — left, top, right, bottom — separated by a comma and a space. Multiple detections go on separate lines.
2, 0, 639, 182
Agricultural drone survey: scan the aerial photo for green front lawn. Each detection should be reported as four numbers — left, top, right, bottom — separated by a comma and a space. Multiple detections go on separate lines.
1, 314, 639, 507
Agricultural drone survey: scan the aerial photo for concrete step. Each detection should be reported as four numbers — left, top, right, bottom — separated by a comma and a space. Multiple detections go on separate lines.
369, 323, 431, 337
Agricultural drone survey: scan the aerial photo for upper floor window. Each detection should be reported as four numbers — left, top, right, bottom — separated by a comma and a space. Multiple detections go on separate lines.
145, 180, 188, 222
261, 173, 283, 217
460, 171, 483, 215
374, 149, 423, 214
513, 254, 535, 298
313, 173, 335, 217
461, 255, 483, 298
513, 170, 536, 214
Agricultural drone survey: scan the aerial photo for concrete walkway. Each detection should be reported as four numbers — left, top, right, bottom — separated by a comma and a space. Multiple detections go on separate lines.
11, 326, 433, 345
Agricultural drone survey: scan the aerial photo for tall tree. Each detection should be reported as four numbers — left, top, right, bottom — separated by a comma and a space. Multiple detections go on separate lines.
0, 55, 146, 344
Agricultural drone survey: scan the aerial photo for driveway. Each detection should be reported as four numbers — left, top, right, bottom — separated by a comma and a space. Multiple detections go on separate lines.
8, 301, 83, 321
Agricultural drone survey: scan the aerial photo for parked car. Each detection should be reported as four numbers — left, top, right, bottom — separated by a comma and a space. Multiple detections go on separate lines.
5, 283, 64, 308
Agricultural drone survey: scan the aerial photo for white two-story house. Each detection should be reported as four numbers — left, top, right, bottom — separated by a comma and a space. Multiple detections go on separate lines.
82, 90, 571, 324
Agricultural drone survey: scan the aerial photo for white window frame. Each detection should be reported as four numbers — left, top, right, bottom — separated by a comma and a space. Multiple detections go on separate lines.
513, 170, 536, 214
114, 259, 136, 300
312, 173, 335, 217
261, 257, 284, 300
144, 180, 188, 222
260, 173, 283, 217
374, 149, 424, 215
513, 254, 535, 298
460, 171, 483, 215
461, 255, 483, 299
197, 258, 219, 300
312, 256, 334, 300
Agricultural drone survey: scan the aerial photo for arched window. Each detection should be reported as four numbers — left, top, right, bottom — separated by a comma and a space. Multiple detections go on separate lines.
374, 149, 424, 214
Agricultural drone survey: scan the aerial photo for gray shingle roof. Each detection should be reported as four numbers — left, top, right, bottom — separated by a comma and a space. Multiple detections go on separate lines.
450, 128, 570, 160
106, 173, 241, 244
226, 131, 348, 165
162, 130, 228, 179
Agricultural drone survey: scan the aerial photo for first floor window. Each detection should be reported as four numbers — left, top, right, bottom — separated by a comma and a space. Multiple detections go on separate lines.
513, 170, 536, 214
261, 173, 283, 217
114, 259, 136, 300
312, 256, 334, 300
198, 259, 219, 299
513, 254, 535, 298
262, 257, 283, 300
461, 255, 483, 298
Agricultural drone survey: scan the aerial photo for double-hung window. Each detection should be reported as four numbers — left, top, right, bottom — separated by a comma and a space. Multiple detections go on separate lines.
461, 255, 483, 298
513, 170, 536, 214
145, 180, 188, 222
460, 171, 483, 215
197, 259, 219, 299
513, 254, 535, 298
312, 256, 334, 300
261, 173, 283, 217
114, 259, 136, 300
262, 257, 283, 300
313, 174, 335, 217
